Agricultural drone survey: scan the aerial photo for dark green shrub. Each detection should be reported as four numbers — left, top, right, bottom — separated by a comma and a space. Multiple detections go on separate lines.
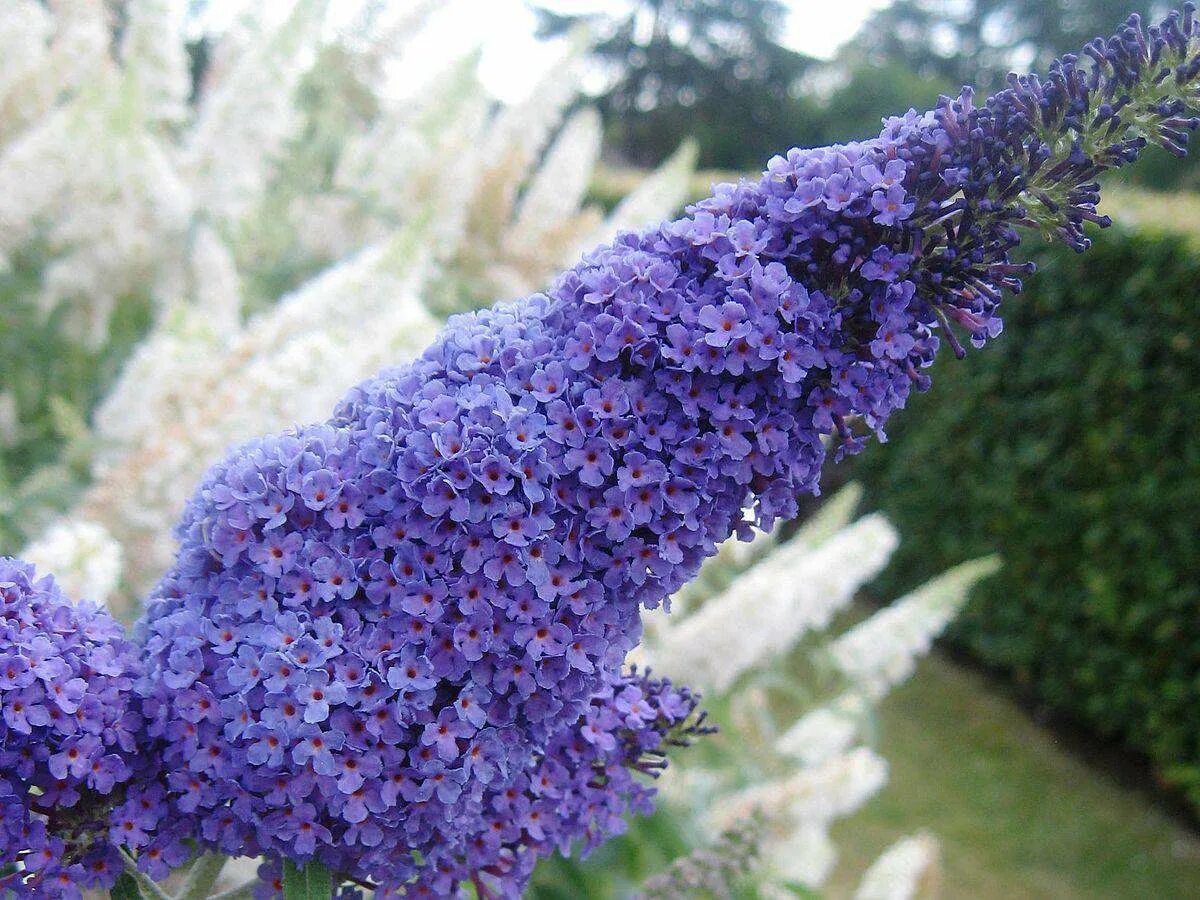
848, 220, 1200, 805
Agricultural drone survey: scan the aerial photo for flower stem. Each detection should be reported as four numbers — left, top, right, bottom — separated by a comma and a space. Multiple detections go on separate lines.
208, 879, 259, 900
118, 849, 173, 900
179, 853, 228, 900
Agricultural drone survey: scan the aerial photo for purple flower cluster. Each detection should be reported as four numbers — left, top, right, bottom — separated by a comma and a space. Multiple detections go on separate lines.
0, 558, 145, 898
67, 5, 1200, 896
249, 669, 705, 897
131, 344, 719, 892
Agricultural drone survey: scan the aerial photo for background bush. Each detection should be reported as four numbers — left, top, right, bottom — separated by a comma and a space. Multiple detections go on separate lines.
0, 254, 152, 548
847, 208, 1200, 805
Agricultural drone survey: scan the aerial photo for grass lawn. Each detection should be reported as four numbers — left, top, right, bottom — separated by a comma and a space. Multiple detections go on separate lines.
824, 652, 1200, 898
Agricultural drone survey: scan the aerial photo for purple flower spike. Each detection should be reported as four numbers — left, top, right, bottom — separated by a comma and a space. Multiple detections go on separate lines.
130, 7, 1200, 896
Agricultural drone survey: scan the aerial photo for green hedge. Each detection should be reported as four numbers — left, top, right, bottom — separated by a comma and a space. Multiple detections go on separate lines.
848, 215, 1200, 805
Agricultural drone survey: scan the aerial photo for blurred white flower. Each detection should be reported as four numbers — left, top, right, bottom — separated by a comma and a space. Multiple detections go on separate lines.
775, 693, 870, 767
855, 832, 941, 900
299, 53, 490, 262
42, 0, 112, 107
698, 743, 889, 892
828, 557, 1001, 699
23, 519, 122, 607
0, 1, 54, 141
0, 0, 195, 347
498, 107, 603, 286
0, 91, 192, 344
714, 746, 889, 829
78, 231, 441, 604
792, 480, 865, 547
589, 139, 699, 252
90, 225, 241, 467
184, 0, 328, 229
120, 0, 192, 128
766, 823, 838, 890
643, 481, 994, 894
0, 0, 113, 146
649, 514, 899, 691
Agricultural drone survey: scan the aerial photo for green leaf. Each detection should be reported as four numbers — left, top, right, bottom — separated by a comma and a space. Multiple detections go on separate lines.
282, 859, 333, 900
777, 881, 821, 898
111, 872, 143, 900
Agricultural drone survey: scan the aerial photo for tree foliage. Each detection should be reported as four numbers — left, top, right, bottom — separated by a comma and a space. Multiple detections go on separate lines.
848, 0, 1167, 90
536, 0, 818, 169
548, 0, 1198, 187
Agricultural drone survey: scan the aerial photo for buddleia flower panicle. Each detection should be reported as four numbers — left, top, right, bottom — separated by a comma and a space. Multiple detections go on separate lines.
110, 6, 1200, 897
0, 558, 147, 899
639, 818, 763, 899
242, 668, 703, 897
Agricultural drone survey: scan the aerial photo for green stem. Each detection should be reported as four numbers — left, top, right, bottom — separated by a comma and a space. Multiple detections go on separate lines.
1024, 42, 1200, 236
118, 849, 173, 900
208, 879, 259, 900
179, 853, 228, 900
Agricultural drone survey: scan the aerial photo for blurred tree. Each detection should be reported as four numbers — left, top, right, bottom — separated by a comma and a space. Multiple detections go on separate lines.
535, 0, 820, 170
814, 60, 953, 145
849, 0, 1167, 90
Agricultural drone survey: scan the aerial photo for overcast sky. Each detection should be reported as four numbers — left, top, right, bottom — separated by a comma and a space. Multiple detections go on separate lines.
405, 0, 894, 101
